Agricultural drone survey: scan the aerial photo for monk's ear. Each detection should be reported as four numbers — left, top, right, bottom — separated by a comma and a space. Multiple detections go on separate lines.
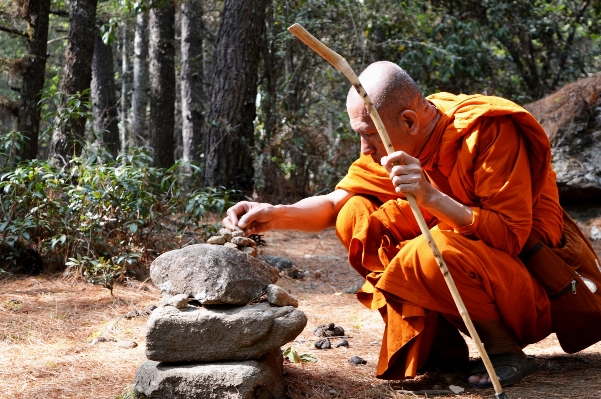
400, 110, 419, 135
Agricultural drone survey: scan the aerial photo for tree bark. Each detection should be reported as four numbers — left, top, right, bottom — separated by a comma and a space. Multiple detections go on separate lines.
49, 0, 98, 159
131, 10, 148, 146
91, 26, 120, 157
148, 1, 175, 168
203, 0, 267, 189
18, 0, 51, 160
180, 0, 204, 163
120, 21, 129, 150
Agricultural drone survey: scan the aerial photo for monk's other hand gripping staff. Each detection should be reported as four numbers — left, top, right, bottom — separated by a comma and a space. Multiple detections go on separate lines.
288, 23, 509, 399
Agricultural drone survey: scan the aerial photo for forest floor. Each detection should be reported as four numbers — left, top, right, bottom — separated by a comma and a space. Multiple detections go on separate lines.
1, 205, 601, 399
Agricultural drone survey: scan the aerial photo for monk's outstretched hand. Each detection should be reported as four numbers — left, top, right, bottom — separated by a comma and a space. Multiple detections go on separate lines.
380, 151, 436, 206
222, 201, 278, 236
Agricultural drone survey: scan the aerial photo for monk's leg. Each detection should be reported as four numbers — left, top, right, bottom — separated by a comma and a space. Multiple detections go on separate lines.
337, 198, 469, 379
377, 228, 551, 384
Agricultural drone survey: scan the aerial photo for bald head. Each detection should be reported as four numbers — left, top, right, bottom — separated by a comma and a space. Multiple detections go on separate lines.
346, 61, 425, 116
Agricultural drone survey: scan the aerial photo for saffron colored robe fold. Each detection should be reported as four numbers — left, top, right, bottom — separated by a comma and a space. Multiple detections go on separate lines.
335, 93, 564, 379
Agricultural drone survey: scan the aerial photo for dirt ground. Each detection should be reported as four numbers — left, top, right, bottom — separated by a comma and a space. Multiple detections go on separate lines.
1, 205, 601, 399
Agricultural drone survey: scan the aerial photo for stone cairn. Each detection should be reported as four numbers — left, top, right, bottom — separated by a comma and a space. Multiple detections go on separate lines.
134, 228, 307, 399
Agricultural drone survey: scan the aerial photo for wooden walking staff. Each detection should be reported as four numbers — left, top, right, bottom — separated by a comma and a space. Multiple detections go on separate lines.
288, 23, 508, 399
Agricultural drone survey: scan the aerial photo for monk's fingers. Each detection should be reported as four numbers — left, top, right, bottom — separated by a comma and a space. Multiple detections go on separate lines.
222, 216, 236, 230
389, 163, 423, 179
381, 151, 420, 169
391, 174, 420, 188
224, 201, 254, 227
243, 220, 272, 236
237, 203, 276, 230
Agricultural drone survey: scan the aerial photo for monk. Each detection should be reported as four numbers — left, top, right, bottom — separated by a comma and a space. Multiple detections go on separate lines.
223, 61, 565, 388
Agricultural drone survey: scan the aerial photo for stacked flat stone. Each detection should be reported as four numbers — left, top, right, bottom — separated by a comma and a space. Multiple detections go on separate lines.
207, 227, 259, 257
133, 243, 307, 399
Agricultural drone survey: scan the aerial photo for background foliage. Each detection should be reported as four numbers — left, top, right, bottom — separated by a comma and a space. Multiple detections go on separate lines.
0, 0, 600, 281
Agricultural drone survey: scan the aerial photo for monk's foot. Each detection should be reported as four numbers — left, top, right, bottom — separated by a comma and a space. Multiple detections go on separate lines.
468, 370, 512, 385
468, 352, 536, 389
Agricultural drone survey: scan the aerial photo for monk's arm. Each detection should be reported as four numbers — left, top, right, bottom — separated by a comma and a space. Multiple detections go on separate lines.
223, 189, 355, 234
418, 189, 473, 228
460, 117, 533, 255
383, 117, 533, 255
380, 152, 473, 229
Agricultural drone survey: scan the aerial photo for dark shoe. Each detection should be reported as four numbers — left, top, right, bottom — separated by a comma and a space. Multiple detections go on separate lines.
469, 353, 537, 389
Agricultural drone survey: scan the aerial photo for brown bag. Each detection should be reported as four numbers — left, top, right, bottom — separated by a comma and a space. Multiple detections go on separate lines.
519, 211, 601, 353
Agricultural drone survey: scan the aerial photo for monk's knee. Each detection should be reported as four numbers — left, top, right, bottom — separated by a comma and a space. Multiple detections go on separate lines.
336, 195, 381, 248
403, 230, 468, 279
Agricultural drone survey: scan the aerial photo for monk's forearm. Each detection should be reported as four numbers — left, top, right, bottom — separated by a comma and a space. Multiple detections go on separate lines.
420, 189, 473, 229
272, 189, 353, 232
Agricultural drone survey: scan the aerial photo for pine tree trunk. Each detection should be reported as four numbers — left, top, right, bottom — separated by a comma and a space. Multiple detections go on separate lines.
91, 27, 120, 157
120, 22, 129, 150
148, 1, 175, 168
131, 11, 149, 146
18, 0, 51, 160
180, 0, 204, 163
49, 0, 98, 159
203, 0, 267, 189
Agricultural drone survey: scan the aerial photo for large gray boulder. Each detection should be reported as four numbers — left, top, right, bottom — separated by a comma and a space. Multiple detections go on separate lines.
150, 244, 278, 305
525, 73, 601, 201
134, 349, 285, 399
145, 302, 307, 362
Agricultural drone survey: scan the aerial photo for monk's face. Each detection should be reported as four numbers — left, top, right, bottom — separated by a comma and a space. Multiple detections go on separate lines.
348, 103, 417, 164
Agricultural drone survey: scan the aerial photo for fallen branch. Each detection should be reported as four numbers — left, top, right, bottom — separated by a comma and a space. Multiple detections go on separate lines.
0, 25, 27, 37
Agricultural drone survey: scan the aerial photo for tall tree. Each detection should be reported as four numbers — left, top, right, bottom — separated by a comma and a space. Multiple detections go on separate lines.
428, 0, 600, 100
49, 0, 99, 159
17, 0, 51, 160
148, 0, 175, 168
203, 0, 267, 189
180, 0, 204, 163
119, 21, 129, 150
91, 26, 119, 156
131, 10, 148, 145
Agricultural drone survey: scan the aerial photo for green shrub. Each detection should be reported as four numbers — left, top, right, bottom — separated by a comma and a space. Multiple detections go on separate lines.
0, 131, 239, 292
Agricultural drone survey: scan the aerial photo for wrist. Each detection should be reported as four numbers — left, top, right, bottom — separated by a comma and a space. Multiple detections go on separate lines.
270, 204, 286, 229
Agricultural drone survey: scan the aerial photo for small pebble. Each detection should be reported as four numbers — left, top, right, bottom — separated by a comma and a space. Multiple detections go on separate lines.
314, 323, 344, 337
124, 310, 142, 319
207, 236, 227, 245
145, 305, 157, 314
432, 384, 442, 390
342, 282, 364, 294
349, 356, 367, 365
449, 385, 465, 394
160, 293, 189, 308
231, 236, 251, 246
335, 339, 349, 348
117, 340, 138, 349
240, 246, 258, 257
231, 230, 245, 238
325, 326, 345, 337
266, 284, 298, 307
224, 242, 238, 249
314, 338, 331, 349
218, 228, 232, 241
328, 389, 337, 395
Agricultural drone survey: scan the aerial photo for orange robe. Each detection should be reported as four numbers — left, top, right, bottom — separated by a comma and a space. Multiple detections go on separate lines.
335, 93, 564, 379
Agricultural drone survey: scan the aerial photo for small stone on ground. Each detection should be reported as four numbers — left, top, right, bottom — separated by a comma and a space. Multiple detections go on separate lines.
349, 356, 367, 365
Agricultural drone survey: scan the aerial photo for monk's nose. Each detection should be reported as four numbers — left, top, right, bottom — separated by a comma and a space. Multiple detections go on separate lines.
361, 137, 375, 155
